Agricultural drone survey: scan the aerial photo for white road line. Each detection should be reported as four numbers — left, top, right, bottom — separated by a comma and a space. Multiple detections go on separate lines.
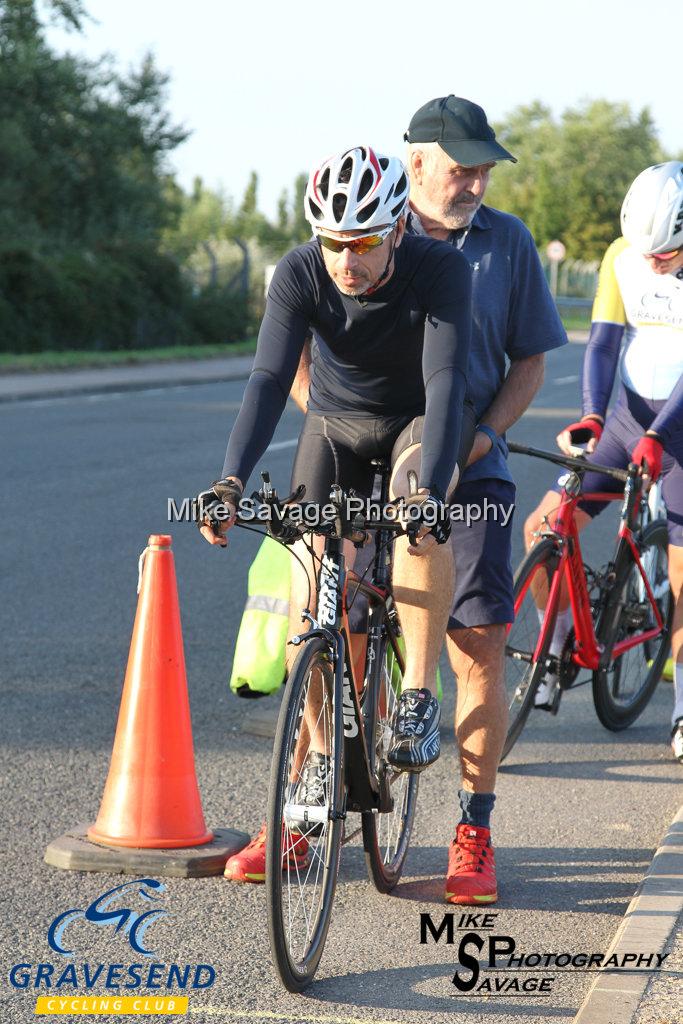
266, 438, 299, 453
553, 375, 580, 384
524, 406, 581, 418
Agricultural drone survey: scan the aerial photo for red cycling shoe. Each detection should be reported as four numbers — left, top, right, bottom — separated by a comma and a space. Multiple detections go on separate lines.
223, 824, 310, 883
445, 823, 498, 905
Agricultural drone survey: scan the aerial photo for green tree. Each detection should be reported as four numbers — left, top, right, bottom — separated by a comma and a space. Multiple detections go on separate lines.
487, 99, 665, 259
0, 0, 247, 352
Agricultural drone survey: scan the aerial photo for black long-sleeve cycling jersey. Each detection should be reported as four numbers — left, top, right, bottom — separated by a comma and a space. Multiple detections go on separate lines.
222, 233, 472, 498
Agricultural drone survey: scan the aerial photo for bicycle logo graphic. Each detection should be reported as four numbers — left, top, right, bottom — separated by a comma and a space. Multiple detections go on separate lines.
47, 878, 167, 957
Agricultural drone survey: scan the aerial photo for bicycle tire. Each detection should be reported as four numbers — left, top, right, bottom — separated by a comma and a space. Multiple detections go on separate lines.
266, 637, 344, 991
501, 537, 561, 761
361, 627, 419, 892
592, 519, 672, 731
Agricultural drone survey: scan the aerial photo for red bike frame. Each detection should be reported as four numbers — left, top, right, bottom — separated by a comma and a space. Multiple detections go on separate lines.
519, 486, 665, 672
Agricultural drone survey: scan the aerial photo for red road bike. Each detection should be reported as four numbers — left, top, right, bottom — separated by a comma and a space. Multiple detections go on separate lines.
502, 443, 672, 760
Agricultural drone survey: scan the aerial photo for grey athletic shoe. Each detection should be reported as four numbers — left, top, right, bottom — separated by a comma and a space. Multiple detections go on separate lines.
387, 688, 441, 772
671, 719, 683, 764
291, 751, 331, 835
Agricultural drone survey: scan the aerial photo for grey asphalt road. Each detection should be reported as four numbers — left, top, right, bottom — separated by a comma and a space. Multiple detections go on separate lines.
1, 340, 680, 1024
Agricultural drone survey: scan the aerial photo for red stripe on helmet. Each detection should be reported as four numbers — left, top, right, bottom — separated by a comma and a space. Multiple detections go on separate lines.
311, 167, 322, 203
366, 147, 382, 197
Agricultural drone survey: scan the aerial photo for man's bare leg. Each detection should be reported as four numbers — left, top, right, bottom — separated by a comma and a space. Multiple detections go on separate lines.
446, 625, 507, 792
390, 441, 455, 695
392, 533, 454, 695
288, 535, 357, 760
524, 490, 592, 612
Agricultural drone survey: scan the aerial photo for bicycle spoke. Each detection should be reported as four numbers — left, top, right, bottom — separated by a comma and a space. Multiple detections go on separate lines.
501, 538, 559, 760
269, 645, 341, 984
592, 521, 672, 730
362, 630, 418, 891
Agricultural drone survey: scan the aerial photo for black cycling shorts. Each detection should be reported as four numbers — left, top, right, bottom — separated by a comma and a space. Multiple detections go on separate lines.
290, 402, 476, 506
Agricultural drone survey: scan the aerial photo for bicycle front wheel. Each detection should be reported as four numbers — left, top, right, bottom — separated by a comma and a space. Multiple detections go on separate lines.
502, 538, 560, 761
361, 630, 419, 892
266, 637, 344, 991
592, 519, 672, 730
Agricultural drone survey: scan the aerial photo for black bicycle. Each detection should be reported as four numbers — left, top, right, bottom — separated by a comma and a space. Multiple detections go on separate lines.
225, 460, 422, 991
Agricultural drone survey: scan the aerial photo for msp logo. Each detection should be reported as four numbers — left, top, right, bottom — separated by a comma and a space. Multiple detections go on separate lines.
48, 879, 166, 957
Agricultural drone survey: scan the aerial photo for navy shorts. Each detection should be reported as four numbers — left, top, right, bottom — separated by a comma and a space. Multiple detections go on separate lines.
447, 478, 516, 630
561, 386, 683, 547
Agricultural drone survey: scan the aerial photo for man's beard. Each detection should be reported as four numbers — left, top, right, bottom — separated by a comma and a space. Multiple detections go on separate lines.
441, 197, 482, 229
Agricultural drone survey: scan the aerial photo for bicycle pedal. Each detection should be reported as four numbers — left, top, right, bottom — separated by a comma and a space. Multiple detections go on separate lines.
549, 687, 562, 715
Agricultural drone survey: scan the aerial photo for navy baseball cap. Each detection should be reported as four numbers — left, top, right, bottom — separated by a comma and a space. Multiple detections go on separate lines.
404, 95, 516, 166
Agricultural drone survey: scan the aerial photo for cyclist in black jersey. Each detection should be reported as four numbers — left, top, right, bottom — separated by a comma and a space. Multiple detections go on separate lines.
198, 147, 473, 846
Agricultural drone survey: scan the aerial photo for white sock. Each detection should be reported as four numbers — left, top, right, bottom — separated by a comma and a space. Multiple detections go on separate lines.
673, 662, 683, 728
541, 606, 573, 658
534, 607, 572, 704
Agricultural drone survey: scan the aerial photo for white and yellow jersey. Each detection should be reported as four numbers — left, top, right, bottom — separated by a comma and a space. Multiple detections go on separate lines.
592, 236, 683, 400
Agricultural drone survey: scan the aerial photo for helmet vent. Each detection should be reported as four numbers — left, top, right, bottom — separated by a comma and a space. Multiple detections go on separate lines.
358, 168, 374, 200
379, 157, 389, 170
391, 200, 405, 219
319, 168, 330, 200
308, 198, 323, 221
339, 157, 353, 184
332, 193, 347, 222
357, 197, 380, 224
395, 171, 408, 198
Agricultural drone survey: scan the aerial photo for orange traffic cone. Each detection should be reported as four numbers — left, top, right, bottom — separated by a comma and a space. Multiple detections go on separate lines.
87, 534, 212, 848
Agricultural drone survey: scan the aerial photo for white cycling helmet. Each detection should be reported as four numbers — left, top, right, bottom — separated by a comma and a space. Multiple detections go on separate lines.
305, 146, 409, 234
621, 161, 683, 255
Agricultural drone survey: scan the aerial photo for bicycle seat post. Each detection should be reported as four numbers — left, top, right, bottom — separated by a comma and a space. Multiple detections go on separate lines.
370, 459, 393, 587
370, 458, 391, 507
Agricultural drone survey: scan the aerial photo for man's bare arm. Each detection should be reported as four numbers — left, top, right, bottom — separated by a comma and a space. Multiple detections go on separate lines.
290, 336, 312, 413
467, 352, 545, 465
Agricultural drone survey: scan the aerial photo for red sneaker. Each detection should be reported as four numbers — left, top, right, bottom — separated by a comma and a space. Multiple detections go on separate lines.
223, 824, 310, 883
445, 823, 498, 905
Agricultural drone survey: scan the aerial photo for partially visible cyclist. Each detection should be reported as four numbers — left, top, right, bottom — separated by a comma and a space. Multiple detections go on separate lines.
524, 162, 683, 763
197, 146, 475, 879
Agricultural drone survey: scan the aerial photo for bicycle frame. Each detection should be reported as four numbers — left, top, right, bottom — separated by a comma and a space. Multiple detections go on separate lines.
289, 485, 405, 819
524, 474, 665, 674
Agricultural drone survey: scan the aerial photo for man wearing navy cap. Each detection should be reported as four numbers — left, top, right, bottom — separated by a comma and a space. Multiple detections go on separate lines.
403, 95, 566, 904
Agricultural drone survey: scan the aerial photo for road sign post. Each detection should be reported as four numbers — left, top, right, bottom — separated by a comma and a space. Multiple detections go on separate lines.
546, 239, 566, 299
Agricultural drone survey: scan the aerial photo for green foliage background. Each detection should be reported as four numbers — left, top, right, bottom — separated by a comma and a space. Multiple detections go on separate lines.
0, 0, 306, 353
486, 100, 673, 260
1, 1, 680, 353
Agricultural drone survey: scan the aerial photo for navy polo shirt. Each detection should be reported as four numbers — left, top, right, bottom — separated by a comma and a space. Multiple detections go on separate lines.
408, 206, 567, 484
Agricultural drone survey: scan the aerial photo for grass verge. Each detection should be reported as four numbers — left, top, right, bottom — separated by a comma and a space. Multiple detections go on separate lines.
1, 309, 589, 374
0, 339, 257, 373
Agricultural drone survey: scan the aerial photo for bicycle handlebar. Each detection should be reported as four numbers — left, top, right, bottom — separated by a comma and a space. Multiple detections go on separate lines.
508, 441, 631, 484
233, 475, 412, 545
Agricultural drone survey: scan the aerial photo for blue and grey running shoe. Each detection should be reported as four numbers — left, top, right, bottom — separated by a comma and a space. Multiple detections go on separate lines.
387, 688, 440, 772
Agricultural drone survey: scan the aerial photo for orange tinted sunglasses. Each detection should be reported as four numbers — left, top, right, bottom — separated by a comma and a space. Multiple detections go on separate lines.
317, 225, 394, 255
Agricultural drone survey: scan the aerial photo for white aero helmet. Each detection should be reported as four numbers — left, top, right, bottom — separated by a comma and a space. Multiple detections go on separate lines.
305, 146, 409, 234
620, 161, 683, 255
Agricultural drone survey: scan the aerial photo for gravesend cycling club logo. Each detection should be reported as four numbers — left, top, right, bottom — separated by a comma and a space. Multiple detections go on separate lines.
8, 878, 216, 1015
48, 878, 167, 956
